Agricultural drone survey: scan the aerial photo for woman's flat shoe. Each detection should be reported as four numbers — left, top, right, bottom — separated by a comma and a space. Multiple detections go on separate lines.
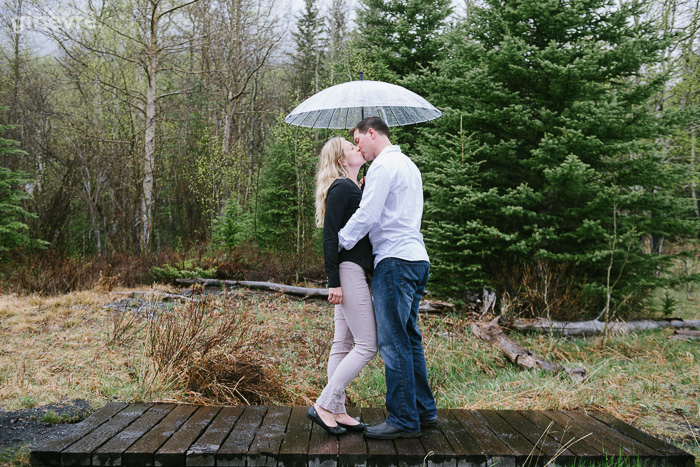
306, 406, 347, 435
337, 420, 370, 432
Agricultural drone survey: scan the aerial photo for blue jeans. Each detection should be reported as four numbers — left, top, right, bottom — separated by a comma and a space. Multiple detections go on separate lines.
371, 258, 437, 432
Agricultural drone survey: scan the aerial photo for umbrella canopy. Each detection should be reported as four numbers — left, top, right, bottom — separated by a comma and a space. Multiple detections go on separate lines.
284, 79, 442, 129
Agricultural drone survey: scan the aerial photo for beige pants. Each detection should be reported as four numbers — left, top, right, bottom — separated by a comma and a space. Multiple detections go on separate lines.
316, 262, 378, 414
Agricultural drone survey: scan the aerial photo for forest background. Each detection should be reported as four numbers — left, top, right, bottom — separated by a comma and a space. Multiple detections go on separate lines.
1, 0, 700, 321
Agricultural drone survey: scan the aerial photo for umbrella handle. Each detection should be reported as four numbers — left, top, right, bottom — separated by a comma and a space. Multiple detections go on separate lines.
360, 71, 365, 120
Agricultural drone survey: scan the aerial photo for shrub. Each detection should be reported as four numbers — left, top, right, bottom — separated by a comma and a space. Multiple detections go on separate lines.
0, 250, 156, 295
150, 261, 217, 283
146, 295, 289, 404
212, 198, 254, 248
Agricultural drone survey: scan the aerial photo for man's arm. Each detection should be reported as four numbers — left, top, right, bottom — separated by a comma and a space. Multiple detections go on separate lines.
338, 164, 391, 250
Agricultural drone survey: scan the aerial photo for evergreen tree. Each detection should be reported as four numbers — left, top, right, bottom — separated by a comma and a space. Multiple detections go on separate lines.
291, 0, 325, 100
354, 0, 453, 82
409, 0, 699, 315
0, 124, 44, 255
256, 121, 317, 258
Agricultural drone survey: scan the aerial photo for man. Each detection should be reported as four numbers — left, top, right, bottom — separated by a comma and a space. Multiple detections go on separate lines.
338, 116, 437, 439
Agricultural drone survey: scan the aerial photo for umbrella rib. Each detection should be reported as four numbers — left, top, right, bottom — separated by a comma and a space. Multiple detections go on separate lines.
308, 109, 325, 129
387, 106, 400, 126
329, 108, 339, 129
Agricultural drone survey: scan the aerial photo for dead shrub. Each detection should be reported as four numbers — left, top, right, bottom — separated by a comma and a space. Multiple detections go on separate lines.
492, 259, 594, 320
0, 242, 325, 295
108, 308, 143, 347
184, 348, 287, 405
0, 250, 158, 295
147, 294, 288, 405
228, 242, 325, 285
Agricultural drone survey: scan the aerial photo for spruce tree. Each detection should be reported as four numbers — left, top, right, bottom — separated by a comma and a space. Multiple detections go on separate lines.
291, 0, 324, 100
409, 0, 699, 315
256, 121, 317, 258
354, 0, 453, 82
0, 124, 42, 255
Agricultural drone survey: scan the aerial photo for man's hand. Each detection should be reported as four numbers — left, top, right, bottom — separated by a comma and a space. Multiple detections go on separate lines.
328, 287, 343, 305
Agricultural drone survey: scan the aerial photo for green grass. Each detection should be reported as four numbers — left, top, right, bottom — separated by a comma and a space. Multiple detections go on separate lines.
34, 410, 85, 425
15, 396, 37, 409
0, 445, 30, 467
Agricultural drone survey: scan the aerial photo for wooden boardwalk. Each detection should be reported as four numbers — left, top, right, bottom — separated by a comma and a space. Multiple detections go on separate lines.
30, 403, 695, 467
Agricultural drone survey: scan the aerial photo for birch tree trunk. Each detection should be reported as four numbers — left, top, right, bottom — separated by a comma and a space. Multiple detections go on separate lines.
141, 2, 160, 252
692, 129, 699, 217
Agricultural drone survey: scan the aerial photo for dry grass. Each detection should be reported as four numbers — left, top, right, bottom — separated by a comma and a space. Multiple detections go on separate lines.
0, 286, 330, 410
0, 287, 168, 408
0, 284, 698, 463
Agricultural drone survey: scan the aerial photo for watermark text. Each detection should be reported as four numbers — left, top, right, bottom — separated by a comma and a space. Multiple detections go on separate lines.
12, 13, 96, 33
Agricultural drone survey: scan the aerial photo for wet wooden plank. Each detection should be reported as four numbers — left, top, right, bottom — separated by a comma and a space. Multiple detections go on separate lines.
337, 406, 367, 467
278, 406, 312, 467
474, 410, 536, 465
307, 409, 340, 467
427, 410, 472, 467
31, 401, 129, 467
497, 410, 576, 465
187, 406, 245, 467
361, 407, 397, 467
394, 420, 426, 467
61, 403, 153, 466
30, 405, 693, 467
248, 406, 292, 466
92, 404, 175, 466
217, 405, 268, 467
562, 411, 661, 459
589, 412, 696, 467
540, 410, 630, 461
122, 404, 198, 466
155, 405, 221, 467
453, 409, 513, 467
519, 410, 606, 461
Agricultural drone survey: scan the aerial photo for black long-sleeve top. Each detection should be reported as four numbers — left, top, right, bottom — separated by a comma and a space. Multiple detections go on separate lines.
323, 178, 374, 288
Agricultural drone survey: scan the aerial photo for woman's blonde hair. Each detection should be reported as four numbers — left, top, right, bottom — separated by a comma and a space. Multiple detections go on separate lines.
315, 137, 349, 227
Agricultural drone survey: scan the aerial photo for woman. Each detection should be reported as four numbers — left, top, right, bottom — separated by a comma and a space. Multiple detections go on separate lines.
306, 137, 377, 435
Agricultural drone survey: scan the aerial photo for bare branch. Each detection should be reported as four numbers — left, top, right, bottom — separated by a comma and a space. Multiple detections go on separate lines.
229, 38, 279, 101
52, 41, 147, 109
161, 0, 200, 18
155, 88, 197, 101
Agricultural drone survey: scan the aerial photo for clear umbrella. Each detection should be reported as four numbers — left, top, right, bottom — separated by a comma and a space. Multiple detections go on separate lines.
284, 77, 442, 129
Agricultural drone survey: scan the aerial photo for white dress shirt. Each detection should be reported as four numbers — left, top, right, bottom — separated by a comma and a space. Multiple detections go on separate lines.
338, 145, 430, 267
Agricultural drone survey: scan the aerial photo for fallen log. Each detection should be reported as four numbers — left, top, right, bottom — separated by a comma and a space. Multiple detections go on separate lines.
670, 330, 700, 341
174, 278, 454, 313
419, 299, 456, 314
111, 291, 199, 302
175, 278, 328, 298
509, 317, 700, 337
471, 318, 586, 381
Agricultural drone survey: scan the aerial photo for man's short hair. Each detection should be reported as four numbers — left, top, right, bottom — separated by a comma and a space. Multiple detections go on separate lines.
350, 116, 390, 138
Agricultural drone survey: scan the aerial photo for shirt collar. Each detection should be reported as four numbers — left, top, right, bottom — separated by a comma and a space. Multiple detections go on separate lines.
377, 145, 401, 159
